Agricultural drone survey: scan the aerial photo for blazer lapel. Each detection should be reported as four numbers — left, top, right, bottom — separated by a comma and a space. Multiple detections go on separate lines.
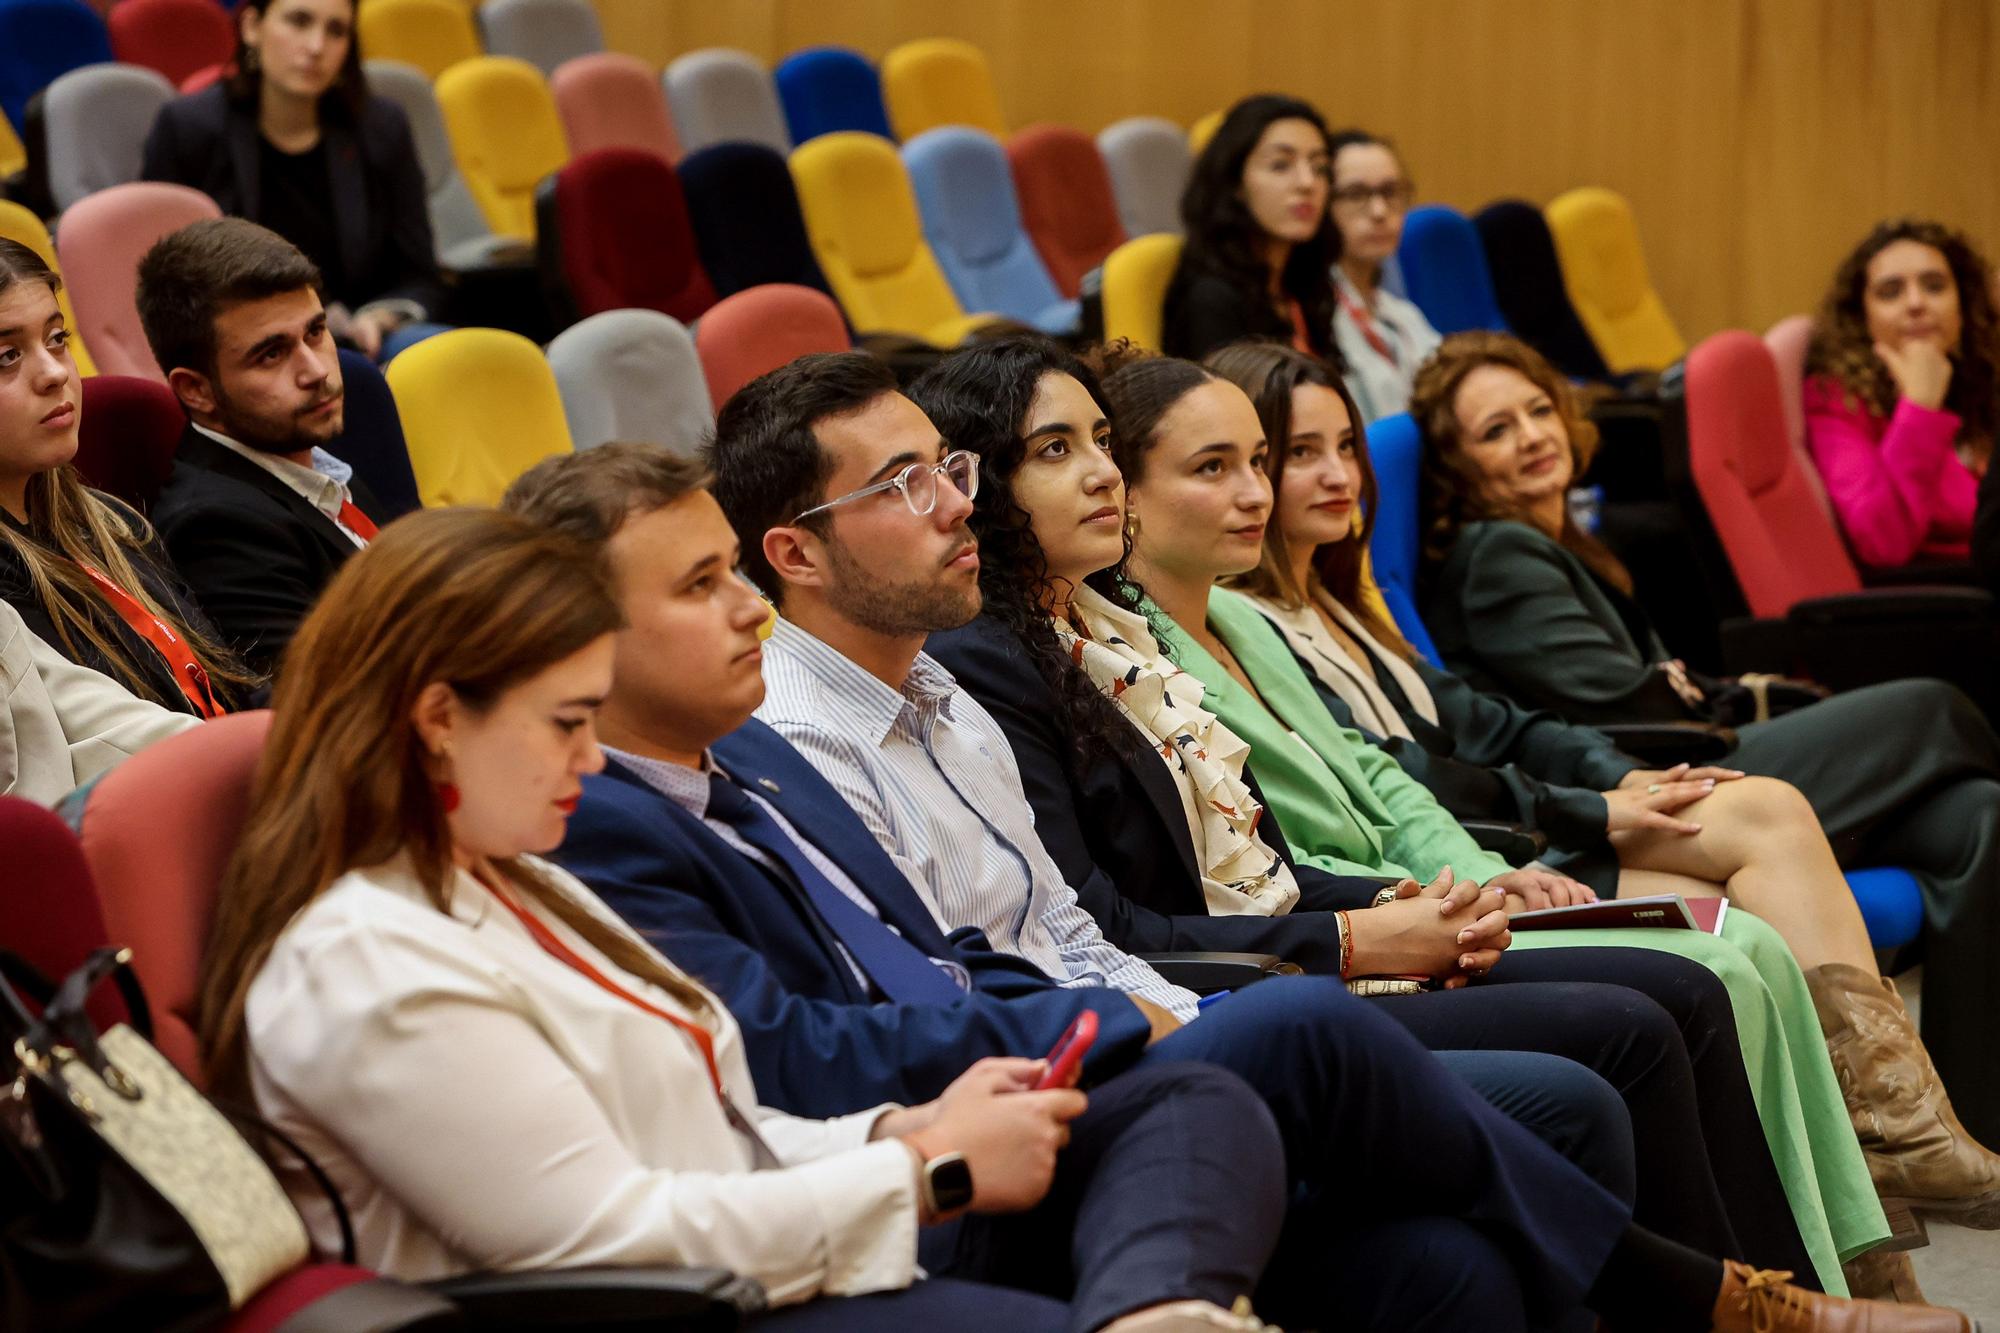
1112, 731, 1203, 887
323, 122, 371, 296
224, 111, 262, 218
176, 427, 355, 564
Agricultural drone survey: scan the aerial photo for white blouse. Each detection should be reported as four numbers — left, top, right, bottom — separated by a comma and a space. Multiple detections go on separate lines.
1249, 588, 1437, 741
1332, 267, 1443, 424
246, 855, 919, 1304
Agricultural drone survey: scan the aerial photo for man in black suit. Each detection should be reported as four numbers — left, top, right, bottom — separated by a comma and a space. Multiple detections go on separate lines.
136, 218, 389, 677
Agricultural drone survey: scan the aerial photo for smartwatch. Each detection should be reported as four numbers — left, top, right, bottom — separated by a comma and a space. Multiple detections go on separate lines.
919, 1151, 975, 1215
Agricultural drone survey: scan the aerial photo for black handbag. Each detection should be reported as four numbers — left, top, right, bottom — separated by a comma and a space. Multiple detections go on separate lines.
0, 946, 320, 1333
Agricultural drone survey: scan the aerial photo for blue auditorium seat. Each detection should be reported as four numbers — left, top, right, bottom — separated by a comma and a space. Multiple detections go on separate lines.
328, 349, 423, 520
0, 0, 112, 131
773, 45, 892, 144
1395, 204, 1509, 336
677, 141, 834, 300
902, 127, 1078, 333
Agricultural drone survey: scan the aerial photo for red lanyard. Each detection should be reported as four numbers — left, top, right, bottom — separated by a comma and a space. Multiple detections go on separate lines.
1336, 283, 1397, 366
73, 562, 223, 718
478, 873, 726, 1103
336, 497, 378, 542
1286, 297, 1315, 356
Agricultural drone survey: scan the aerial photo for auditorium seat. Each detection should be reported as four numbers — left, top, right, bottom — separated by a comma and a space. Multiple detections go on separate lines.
1007, 124, 1126, 300
678, 141, 832, 300
0, 0, 111, 132
546, 308, 713, 456
328, 349, 423, 520
177, 62, 229, 95
1763, 314, 1816, 469
1096, 116, 1189, 238
74, 374, 181, 509
0, 199, 97, 375
880, 37, 1004, 139
789, 130, 995, 344
355, 0, 481, 82
1098, 231, 1182, 352
55, 181, 221, 381
1395, 204, 1509, 336
695, 283, 849, 409
552, 51, 679, 160
774, 45, 891, 144
478, 0, 604, 78
1474, 198, 1611, 381
107, 0, 235, 89
1546, 186, 1686, 374
903, 127, 1077, 333
435, 55, 571, 240
662, 47, 790, 157
535, 147, 717, 323
364, 60, 526, 270
386, 326, 574, 506
42, 62, 176, 211
1186, 108, 1224, 155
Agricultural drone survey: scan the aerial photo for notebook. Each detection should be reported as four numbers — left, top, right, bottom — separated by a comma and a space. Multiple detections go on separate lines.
1508, 893, 1729, 935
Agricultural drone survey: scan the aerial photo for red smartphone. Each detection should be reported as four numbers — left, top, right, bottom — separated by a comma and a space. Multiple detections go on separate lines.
1033, 1010, 1098, 1091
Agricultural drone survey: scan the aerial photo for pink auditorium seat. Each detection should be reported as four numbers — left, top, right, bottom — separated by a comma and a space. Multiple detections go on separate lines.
55, 182, 221, 382
695, 282, 849, 408
551, 50, 679, 161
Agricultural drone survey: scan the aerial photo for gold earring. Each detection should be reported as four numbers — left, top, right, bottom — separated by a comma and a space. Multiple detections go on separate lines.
1124, 509, 1142, 542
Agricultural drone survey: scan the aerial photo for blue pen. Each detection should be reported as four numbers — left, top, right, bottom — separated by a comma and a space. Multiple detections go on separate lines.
1196, 989, 1232, 1011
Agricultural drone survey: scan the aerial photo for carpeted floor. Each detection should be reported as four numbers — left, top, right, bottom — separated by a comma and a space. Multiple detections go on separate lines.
1896, 970, 2000, 1320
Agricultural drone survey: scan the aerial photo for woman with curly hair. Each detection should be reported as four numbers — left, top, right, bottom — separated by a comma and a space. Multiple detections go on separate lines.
1161, 95, 1340, 364
1410, 329, 2000, 1186
1804, 219, 1996, 569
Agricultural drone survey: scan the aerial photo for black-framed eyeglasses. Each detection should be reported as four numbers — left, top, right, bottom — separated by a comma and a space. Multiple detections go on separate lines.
792, 449, 980, 524
1331, 181, 1415, 212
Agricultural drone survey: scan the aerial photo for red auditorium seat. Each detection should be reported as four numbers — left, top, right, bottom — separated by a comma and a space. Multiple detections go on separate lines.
695, 282, 849, 408
108, 0, 236, 89
1007, 124, 1127, 300
75, 374, 185, 511
536, 146, 718, 323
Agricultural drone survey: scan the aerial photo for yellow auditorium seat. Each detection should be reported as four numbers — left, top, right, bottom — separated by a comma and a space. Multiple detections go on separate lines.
0, 200, 96, 377
356, 0, 482, 81
385, 326, 574, 507
435, 56, 571, 240
1544, 186, 1686, 374
880, 37, 1004, 139
0, 112, 24, 181
1187, 109, 1224, 155
1101, 232, 1183, 352
790, 131, 995, 345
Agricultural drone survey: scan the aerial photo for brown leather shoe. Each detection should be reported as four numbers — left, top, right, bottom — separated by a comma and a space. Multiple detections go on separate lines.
1843, 1247, 1926, 1304
1808, 963, 2000, 1228
1710, 1261, 1974, 1331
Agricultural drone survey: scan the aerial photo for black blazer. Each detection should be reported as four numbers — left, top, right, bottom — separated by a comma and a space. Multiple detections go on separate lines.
927, 614, 1384, 977
1976, 450, 2000, 594
141, 86, 444, 317
149, 426, 385, 678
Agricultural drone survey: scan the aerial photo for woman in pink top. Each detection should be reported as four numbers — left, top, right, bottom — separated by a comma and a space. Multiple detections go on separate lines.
1804, 219, 1997, 568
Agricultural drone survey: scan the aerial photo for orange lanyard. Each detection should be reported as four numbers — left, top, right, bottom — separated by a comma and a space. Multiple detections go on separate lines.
478, 873, 727, 1103
73, 562, 223, 718
1336, 283, 1397, 366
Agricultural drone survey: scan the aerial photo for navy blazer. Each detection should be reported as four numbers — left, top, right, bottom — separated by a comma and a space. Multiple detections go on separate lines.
552, 718, 1153, 1120
926, 614, 1384, 976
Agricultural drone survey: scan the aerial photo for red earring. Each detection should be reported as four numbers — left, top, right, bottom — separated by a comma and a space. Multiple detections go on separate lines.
436, 781, 461, 813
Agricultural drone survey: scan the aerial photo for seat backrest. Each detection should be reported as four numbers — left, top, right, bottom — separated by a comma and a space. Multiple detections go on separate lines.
1545, 186, 1686, 373
364, 59, 495, 261
1683, 329, 1862, 617
773, 45, 891, 144
1358, 411, 1445, 664
662, 47, 789, 157
478, 0, 603, 78
73, 710, 274, 1083
43, 62, 176, 212
677, 140, 831, 299
880, 37, 1004, 139
1473, 198, 1608, 380
1007, 124, 1125, 300
355, 0, 481, 82
1395, 204, 1509, 336
385, 326, 574, 506
0, 796, 132, 1034
0, 0, 112, 130
435, 55, 571, 240
551, 50, 678, 160
903, 126, 1066, 327
695, 282, 850, 409
1096, 116, 1189, 238
107, 0, 235, 88
0, 199, 96, 375
56, 181, 222, 381
1761, 314, 1838, 526
1186, 108, 1224, 155
545, 146, 716, 321
327, 349, 421, 520
1100, 232, 1182, 352
789, 130, 965, 340
75, 374, 183, 508
546, 308, 712, 456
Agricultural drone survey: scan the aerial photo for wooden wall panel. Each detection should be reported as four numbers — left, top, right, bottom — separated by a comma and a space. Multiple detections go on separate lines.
594, 0, 2000, 339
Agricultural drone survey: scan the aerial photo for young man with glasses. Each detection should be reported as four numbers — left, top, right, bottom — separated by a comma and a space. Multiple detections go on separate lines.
1326, 129, 1438, 422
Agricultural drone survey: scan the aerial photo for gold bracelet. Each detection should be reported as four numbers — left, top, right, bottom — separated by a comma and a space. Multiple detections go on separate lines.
1336, 910, 1355, 979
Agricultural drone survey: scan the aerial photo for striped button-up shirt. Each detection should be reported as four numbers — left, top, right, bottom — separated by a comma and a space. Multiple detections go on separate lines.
757, 617, 1200, 1021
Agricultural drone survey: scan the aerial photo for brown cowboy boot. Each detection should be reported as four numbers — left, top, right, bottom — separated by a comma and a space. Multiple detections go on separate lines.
1710, 1261, 1974, 1331
1808, 963, 2000, 1228
1843, 1248, 1926, 1305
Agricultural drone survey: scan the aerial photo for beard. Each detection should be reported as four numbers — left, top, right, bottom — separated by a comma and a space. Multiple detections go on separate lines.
821, 531, 981, 636
212, 379, 345, 455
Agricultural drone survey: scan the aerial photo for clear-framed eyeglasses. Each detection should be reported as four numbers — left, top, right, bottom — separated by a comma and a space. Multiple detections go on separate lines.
792, 449, 980, 524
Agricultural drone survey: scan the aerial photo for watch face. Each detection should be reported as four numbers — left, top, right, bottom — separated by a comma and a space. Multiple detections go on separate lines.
926, 1153, 975, 1213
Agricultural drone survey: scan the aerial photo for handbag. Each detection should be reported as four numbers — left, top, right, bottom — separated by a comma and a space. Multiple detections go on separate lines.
1, 946, 315, 1332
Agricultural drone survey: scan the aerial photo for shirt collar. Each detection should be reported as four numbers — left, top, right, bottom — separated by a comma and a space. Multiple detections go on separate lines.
603, 744, 716, 817
192, 423, 354, 491
767, 617, 959, 746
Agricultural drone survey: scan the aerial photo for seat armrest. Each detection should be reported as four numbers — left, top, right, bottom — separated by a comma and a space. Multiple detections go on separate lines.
1460, 820, 1548, 863
1788, 585, 1994, 623
1139, 952, 1293, 994
425, 1266, 764, 1330
1596, 722, 1738, 765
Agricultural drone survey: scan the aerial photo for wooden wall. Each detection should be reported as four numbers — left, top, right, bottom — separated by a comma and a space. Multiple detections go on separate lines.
592, 0, 2000, 340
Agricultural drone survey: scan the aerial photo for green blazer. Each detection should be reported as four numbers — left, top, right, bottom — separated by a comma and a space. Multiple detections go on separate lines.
1153, 587, 1511, 884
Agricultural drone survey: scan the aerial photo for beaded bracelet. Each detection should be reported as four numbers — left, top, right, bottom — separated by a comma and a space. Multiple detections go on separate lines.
1335, 910, 1355, 979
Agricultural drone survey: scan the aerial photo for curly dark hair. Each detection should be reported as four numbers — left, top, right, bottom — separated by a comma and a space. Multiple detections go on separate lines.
1805, 218, 1998, 452
906, 337, 1160, 774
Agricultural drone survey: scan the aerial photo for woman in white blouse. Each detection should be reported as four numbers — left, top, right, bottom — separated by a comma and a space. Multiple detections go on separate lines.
1325, 131, 1441, 423
194, 507, 1293, 1333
